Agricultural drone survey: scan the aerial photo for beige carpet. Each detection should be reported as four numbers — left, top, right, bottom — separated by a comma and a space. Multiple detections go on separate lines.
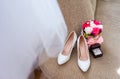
40, 0, 120, 79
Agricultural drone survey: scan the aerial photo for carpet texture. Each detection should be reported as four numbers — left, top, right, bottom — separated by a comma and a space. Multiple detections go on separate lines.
39, 0, 120, 79
57, 0, 95, 35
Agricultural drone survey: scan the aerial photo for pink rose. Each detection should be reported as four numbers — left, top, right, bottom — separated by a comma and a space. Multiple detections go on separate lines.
94, 20, 101, 25
92, 28, 101, 36
82, 20, 90, 29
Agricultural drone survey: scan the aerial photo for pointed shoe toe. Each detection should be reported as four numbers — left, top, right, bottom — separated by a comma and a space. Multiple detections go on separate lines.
77, 35, 91, 72
78, 59, 90, 72
57, 53, 70, 65
57, 31, 77, 65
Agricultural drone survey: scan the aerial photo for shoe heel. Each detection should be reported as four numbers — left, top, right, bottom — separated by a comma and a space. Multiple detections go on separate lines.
73, 43, 76, 48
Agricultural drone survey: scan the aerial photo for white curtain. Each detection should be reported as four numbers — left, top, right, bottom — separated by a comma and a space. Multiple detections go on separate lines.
0, 0, 67, 79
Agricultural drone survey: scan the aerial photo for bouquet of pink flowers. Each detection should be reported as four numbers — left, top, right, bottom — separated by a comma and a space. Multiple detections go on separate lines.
82, 20, 104, 46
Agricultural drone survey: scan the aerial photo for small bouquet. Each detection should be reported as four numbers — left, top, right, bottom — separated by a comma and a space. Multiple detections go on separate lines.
82, 20, 104, 58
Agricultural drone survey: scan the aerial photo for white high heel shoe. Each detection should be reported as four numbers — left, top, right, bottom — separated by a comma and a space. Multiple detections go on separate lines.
77, 35, 90, 72
58, 31, 77, 65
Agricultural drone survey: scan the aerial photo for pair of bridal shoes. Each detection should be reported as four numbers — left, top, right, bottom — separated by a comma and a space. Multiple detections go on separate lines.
58, 31, 90, 72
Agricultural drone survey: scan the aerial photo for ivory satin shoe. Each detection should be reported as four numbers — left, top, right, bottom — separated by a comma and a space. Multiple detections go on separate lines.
58, 31, 77, 65
77, 35, 90, 72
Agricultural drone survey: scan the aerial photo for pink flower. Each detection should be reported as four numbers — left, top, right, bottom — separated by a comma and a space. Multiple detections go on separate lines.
82, 20, 103, 37
97, 25, 103, 30
82, 20, 90, 29
92, 28, 101, 36
94, 20, 101, 25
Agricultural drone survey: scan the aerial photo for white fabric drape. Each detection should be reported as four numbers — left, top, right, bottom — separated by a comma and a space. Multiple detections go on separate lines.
0, 0, 67, 79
